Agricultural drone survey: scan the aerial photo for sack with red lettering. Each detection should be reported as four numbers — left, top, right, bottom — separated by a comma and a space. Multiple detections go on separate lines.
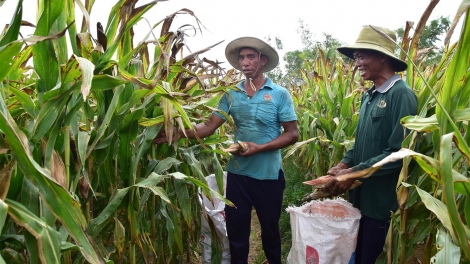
286, 198, 361, 264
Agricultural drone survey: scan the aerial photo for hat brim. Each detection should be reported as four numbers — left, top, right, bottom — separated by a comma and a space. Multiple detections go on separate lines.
337, 43, 408, 72
225, 37, 279, 73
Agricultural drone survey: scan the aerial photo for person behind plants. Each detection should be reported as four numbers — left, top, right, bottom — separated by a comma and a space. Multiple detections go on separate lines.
153, 37, 298, 264
324, 25, 418, 264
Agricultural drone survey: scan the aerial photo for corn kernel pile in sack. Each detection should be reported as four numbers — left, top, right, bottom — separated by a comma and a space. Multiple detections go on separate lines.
286, 198, 361, 264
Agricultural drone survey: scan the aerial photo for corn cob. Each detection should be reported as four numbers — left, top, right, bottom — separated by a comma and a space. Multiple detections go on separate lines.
301, 175, 362, 202
222, 141, 248, 154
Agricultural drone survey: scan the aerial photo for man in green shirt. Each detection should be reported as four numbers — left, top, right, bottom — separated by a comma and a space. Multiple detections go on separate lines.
325, 25, 417, 264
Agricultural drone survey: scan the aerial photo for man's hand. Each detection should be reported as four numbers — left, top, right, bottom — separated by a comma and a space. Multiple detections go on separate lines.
153, 114, 225, 145
326, 162, 349, 176
152, 129, 168, 144
324, 168, 355, 196
233, 141, 261, 157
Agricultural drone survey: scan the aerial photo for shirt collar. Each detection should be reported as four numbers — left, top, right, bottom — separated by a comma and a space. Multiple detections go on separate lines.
374, 74, 402, 93
237, 77, 274, 92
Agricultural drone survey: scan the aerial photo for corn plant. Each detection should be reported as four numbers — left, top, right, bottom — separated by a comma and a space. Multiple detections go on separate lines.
378, 1, 470, 263
285, 51, 362, 178
0, 0, 236, 263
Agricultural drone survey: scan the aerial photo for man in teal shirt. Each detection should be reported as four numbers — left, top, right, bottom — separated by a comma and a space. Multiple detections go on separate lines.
214, 76, 297, 180
154, 37, 298, 263
325, 26, 417, 264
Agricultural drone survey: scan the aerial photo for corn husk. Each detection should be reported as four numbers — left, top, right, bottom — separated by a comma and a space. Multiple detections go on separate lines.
221, 141, 248, 153
302, 175, 362, 202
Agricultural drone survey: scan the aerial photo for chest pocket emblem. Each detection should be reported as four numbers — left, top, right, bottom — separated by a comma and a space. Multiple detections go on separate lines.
264, 94, 273, 101
377, 100, 387, 108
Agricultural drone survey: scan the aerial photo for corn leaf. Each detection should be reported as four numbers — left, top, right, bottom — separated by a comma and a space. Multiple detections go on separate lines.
7, 45, 33, 82
444, 0, 470, 45
6, 199, 61, 264
160, 203, 175, 259
97, 1, 158, 71
0, 0, 22, 46
32, 0, 65, 91
133, 126, 159, 169
88, 188, 130, 237
401, 115, 439, 132
430, 227, 461, 263
0, 93, 105, 263
440, 132, 470, 259
402, 182, 456, 242
436, 9, 470, 159
0, 159, 15, 200
0, 199, 8, 231
113, 218, 126, 256
85, 85, 125, 158
174, 180, 191, 226
91, 75, 128, 91
0, 42, 23, 81
8, 87, 37, 119
75, 56, 95, 101
31, 96, 65, 143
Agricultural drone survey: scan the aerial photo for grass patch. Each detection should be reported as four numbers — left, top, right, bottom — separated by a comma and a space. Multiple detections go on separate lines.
280, 155, 313, 261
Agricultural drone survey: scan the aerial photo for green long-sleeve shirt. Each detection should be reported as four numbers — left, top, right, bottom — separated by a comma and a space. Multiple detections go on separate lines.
341, 75, 417, 220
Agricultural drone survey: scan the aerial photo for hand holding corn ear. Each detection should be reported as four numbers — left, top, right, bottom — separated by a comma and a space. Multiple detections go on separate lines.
222, 141, 248, 154
301, 174, 362, 202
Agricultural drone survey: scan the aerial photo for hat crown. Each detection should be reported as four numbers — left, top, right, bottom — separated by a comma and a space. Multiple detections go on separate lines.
336, 25, 407, 72
355, 26, 397, 54
225, 37, 279, 73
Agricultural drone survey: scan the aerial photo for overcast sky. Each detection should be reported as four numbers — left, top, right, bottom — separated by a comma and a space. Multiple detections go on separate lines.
0, 0, 465, 70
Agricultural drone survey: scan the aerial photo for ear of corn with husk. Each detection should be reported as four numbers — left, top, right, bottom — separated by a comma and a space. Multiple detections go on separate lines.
301, 175, 362, 202
222, 141, 248, 153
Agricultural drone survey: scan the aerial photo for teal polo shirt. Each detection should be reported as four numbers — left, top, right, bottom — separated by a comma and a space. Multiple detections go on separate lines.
341, 75, 417, 220
213, 78, 297, 180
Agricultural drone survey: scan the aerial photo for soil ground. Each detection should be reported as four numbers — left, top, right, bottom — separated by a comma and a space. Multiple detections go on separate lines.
407, 243, 425, 264
248, 210, 266, 264
190, 210, 265, 264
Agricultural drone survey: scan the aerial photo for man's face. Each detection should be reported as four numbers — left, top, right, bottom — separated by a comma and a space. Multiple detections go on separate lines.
238, 47, 267, 78
353, 50, 384, 81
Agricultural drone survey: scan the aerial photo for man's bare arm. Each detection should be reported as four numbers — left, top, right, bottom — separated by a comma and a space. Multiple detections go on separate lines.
153, 114, 225, 144
238, 120, 299, 156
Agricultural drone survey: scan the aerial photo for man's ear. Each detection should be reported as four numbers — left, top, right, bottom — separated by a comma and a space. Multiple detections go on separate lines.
380, 54, 389, 63
262, 55, 268, 65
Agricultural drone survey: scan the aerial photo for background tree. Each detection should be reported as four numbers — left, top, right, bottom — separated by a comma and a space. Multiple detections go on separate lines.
282, 20, 344, 87
265, 36, 285, 85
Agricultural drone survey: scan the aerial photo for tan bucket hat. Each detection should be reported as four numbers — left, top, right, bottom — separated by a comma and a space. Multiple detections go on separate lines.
337, 25, 408, 72
225, 37, 279, 73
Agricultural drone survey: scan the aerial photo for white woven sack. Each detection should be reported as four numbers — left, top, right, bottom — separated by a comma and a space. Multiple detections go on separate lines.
199, 172, 230, 264
286, 198, 361, 264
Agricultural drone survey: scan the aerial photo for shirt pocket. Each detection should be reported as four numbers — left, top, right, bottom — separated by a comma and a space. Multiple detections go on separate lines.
255, 101, 277, 127
367, 107, 386, 141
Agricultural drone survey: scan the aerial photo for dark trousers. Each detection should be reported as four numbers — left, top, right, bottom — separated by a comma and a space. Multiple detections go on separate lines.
355, 215, 389, 264
224, 170, 285, 264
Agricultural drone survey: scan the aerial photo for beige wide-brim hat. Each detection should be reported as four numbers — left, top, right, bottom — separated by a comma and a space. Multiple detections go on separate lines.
225, 37, 279, 73
337, 25, 408, 72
